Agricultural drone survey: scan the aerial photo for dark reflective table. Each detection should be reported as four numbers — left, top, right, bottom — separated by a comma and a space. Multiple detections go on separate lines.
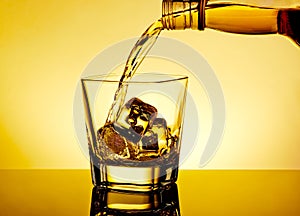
0, 170, 300, 215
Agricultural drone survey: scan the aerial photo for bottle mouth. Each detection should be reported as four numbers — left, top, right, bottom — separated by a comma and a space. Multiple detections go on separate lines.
162, 0, 206, 30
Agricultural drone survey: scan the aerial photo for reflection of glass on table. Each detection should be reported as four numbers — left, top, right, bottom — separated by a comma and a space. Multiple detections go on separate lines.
90, 183, 180, 216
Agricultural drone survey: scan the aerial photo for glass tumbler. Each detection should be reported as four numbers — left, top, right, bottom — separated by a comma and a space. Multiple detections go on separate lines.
81, 73, 188, 190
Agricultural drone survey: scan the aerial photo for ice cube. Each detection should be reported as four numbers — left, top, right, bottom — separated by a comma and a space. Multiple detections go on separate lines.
114, 97, 157, 143
97, 124, 130, 159
139, 118, 171, 156
141, 130, 159, 151
152, 118, 169, 151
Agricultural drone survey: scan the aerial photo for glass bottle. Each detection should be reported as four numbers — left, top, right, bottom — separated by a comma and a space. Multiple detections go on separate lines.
161, 0, 300, 46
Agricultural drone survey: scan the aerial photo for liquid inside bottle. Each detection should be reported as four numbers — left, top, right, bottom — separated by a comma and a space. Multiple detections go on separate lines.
162, 0, 300, 46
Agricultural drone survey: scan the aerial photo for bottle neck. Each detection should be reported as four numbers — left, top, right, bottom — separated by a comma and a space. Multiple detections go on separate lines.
162, 0, 207, 30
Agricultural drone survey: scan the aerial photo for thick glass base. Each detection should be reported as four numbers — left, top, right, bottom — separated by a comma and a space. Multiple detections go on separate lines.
90, 162, 178, 191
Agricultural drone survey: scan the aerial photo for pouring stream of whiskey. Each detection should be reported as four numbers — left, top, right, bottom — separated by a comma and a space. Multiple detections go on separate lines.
106, 20, 164, 123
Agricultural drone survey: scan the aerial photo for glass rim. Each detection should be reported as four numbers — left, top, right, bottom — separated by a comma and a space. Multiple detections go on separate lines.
81, 73, 188, 84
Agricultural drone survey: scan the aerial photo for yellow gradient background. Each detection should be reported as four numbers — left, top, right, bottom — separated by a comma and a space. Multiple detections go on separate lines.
1, 0, 300, 169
